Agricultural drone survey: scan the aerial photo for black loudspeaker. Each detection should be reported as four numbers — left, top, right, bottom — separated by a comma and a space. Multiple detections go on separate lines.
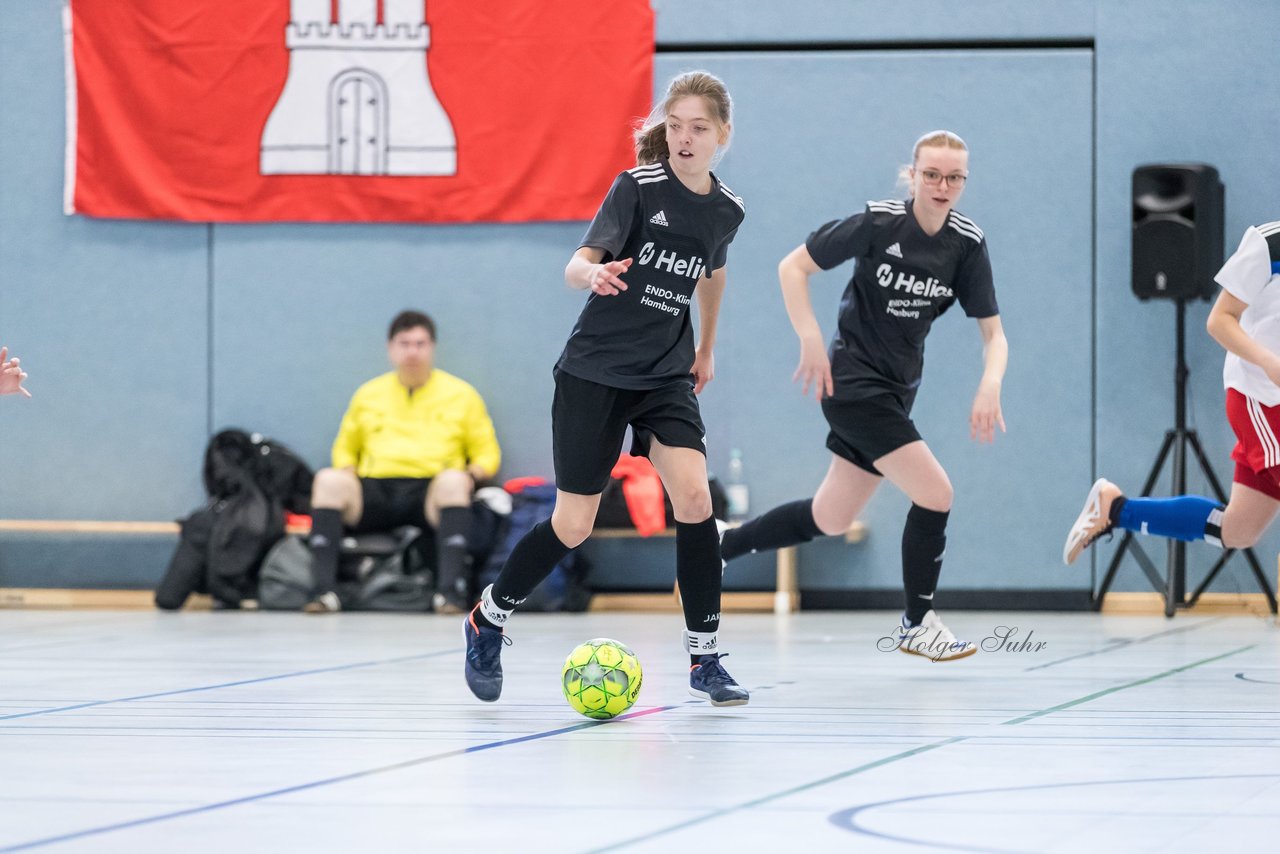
1131, 163, 1224, 301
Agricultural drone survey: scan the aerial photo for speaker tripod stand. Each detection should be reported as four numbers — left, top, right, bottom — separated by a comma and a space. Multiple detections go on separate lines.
1092, 299, 1279, 617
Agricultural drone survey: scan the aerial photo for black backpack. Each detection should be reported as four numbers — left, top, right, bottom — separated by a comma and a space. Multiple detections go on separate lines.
203, 429, 313, 511
156, 429, 314, 610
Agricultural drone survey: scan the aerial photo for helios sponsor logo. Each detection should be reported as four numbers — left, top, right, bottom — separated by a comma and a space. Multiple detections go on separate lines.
876, 263, 953, 298
636, 241, 706, 280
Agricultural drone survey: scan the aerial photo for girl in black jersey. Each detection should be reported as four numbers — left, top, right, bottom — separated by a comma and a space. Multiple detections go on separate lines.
722, 131, 1008, 661
463, 72, 750, 706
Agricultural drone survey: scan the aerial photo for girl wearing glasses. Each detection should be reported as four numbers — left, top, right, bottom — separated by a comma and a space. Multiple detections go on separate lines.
721, 130, 1007, 661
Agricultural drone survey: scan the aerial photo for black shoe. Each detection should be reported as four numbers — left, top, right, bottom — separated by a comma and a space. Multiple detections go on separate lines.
463, 605, 509, 702
689, 653, 749, 706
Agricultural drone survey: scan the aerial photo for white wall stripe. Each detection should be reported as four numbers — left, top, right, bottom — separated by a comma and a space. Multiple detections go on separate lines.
62, 4, 78, 216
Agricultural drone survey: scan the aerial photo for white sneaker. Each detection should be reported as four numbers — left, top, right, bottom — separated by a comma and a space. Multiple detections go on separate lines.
898, 610, 976, 661
1063, 478, 1123, 565
302, 591, 342, 613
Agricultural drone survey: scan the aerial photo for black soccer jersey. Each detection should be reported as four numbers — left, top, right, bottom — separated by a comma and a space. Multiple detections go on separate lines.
556, 157, 745, 390
805, 198, 998, 405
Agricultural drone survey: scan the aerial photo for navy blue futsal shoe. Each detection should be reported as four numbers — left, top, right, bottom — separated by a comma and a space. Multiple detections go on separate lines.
689, 653, 749, 706
463, 605, 510, 702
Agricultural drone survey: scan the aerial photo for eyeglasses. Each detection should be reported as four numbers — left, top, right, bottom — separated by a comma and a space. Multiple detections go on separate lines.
918, 169, 968, 188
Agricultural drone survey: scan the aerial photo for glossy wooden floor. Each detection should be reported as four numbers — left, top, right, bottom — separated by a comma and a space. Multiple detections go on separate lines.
1, 609, 1278, 852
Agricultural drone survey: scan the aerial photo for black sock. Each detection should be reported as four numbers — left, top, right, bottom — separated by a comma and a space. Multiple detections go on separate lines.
489, 519, 572, 613
308, 508, 343, 595
434, 506, 472, 601
902, 504, 949, 626
677, 516, 722, 656
1108, 496, 1127, 527
722, 499, 824, 561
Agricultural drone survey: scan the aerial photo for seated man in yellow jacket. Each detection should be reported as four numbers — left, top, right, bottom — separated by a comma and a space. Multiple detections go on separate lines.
306, 310, 501, 613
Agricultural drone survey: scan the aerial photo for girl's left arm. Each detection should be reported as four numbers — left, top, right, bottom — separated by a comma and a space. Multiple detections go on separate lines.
692, 266, 728, 394
971, 314, 1008, 443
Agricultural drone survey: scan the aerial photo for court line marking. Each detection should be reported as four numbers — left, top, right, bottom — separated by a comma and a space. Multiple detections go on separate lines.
0, 644, 1259, 851
1002, 644, 1255, 725
1021, 616, 1224, 671
0, 649, 461, 722
587, 643, 1257, 853
0, 704, 687, 853
828, 772, 1280, 852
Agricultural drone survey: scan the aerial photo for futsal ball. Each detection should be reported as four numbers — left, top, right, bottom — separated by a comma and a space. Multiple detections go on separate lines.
561, 638, 643, 719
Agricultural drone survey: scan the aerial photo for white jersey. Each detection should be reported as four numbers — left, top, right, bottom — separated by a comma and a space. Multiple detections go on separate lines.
1220, 221, 1280, 405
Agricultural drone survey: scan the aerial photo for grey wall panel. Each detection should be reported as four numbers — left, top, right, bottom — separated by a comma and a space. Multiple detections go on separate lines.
10, 0, 1280, 600
209, 221, 585, 478
1092, 0, 1280, 593
668, 50, 1093, 590
652, 0, 1096, 44
0, 2, 208, 521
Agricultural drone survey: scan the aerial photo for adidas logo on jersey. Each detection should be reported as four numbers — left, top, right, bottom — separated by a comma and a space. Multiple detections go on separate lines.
649, 210, 669, 226
886, 242, 904, 259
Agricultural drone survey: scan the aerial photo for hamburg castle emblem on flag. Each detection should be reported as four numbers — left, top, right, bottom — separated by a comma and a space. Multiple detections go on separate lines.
259, 0, 456, 176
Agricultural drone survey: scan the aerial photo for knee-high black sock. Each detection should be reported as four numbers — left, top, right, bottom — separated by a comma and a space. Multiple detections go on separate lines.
434, 506, 472, 600
677, 515, 722, 661
903, 504, 949, 626
308, 508, 343, 595
484, 520, 572, 626
721, 499, 824, 561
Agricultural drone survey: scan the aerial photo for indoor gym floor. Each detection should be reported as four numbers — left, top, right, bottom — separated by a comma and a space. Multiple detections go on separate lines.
1, 608, 1278, 852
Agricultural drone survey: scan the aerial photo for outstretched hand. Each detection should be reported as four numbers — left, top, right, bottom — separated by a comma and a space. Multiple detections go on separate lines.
0, 347, 31, 398
589, 258, 633, 296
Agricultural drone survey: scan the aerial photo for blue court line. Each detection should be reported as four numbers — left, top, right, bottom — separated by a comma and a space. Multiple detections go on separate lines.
589, 644, 1258, 853
1022, 616, 1223, 672
829, 773, 1280, 853
1235, 672, 1280, 685
0, 703, 685, 853
0, 648, 460, 722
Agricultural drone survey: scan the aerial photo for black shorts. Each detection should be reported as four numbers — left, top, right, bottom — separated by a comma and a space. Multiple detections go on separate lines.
354, 477, 431, 533
552, 369, 706, 495
821, 393, 922, 475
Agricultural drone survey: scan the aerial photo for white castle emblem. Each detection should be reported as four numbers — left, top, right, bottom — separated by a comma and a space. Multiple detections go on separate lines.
260, 0, 456, 176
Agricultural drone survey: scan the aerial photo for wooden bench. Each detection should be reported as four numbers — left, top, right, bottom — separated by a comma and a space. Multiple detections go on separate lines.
587, 522, 867, 614
0, 518, 867, 613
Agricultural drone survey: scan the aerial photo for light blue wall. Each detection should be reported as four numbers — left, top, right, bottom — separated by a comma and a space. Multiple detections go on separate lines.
1091, 0, 1280, 595
3, 1, 1279, 602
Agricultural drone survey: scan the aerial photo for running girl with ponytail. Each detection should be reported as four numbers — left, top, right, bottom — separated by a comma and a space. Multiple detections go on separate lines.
462, 71, 751, 706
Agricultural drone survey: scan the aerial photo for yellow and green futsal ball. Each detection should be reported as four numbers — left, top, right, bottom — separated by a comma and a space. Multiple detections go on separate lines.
561, 638, 643, 719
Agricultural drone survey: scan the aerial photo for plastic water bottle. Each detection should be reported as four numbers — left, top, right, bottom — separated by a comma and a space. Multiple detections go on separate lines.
725, 448, 750, 523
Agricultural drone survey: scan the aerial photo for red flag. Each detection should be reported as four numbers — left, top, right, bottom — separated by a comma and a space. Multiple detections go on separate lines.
65, 0, 654, 223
